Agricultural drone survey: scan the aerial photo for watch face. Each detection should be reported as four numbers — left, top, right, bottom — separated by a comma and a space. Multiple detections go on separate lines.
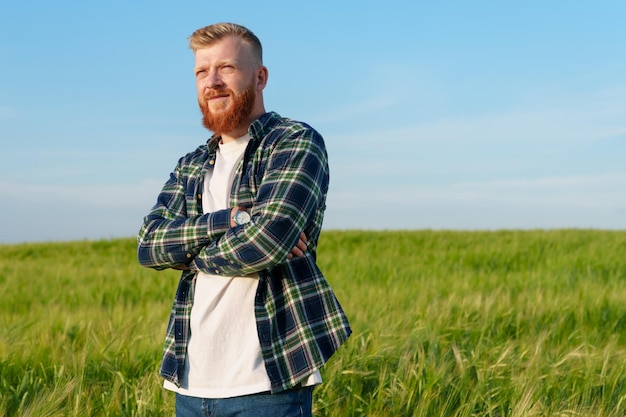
235, 210, 251, 224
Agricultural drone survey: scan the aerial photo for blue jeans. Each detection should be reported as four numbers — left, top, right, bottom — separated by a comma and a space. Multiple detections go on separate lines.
175, 387, 313, 417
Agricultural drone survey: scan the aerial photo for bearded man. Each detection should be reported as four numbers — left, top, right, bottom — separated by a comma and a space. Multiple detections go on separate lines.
137, 23, 351, 417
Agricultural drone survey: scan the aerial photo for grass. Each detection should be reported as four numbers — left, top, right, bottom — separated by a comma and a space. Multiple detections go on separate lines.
1, 230, 626, 416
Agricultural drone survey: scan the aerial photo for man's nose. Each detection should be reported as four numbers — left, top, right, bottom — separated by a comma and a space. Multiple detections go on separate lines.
206, 70, 224, 89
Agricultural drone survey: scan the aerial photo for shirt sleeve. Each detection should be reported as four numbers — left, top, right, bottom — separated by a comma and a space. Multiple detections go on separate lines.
190, 128, 329, 276
137, 157, 232, 270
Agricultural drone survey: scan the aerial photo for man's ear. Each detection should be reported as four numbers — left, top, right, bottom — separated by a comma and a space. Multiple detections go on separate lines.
256, 66, 269, 91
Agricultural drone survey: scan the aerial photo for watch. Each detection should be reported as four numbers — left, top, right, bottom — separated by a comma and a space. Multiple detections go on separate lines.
232, 209, 251, 225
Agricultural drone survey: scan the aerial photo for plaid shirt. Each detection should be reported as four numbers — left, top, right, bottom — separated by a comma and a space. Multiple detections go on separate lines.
138, 112, 351, 393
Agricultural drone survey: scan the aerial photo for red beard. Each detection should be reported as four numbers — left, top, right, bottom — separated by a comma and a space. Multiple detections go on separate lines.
198, 79, 256, 136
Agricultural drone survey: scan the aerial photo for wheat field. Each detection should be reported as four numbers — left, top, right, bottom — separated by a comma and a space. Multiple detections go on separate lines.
1, 230, 626, 416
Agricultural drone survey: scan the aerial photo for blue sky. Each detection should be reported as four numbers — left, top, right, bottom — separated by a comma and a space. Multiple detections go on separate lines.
1, 1, 625, 243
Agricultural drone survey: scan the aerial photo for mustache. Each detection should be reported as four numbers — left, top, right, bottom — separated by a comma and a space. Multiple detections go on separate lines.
203, 89, 232, 100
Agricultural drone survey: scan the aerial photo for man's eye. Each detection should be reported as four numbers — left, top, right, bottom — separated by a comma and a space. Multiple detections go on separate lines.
195, 70, 208, 79
220, 65, 235, 73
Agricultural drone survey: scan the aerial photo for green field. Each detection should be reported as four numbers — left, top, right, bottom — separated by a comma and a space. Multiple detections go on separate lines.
1, 230, 626, 416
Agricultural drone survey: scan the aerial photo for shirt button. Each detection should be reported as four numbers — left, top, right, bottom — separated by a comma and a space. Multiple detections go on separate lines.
186, 253, 192, 259
209, 159, 215, 165
214, 269, 220, 274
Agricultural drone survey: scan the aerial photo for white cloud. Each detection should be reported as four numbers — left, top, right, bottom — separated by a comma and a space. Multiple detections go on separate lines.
313, 95, 399, 124
324, 172, 626, 230
330, 104, 625, 150
329, 171, 626, 209
322, 80, 626, 152
0, 179, 163, 210
0, 180, 165, 243
308, 62, 443, 126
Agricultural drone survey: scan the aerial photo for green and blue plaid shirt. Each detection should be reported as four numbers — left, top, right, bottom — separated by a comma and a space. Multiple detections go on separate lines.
138, 112, 351, 393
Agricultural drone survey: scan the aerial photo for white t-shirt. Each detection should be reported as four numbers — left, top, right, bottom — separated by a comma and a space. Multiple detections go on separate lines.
164, 134, 321, 398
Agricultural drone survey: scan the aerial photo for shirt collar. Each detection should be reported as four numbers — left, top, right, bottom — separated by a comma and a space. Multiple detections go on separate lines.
206, 112, 281, 153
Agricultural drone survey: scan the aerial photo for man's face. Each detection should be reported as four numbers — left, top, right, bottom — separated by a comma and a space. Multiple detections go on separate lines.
194, 36, 264, 136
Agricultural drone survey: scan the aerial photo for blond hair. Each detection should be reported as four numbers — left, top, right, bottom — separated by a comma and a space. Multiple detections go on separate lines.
188, 22, 263, 64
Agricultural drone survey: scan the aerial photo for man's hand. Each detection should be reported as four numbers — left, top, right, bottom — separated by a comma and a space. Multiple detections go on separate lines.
288, 232, 308, 259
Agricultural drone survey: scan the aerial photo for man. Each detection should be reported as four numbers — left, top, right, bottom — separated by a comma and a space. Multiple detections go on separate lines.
137, 22, 351, 417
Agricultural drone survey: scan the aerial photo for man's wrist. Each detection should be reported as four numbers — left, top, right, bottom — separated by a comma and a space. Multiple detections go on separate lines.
231, 207, 251, 226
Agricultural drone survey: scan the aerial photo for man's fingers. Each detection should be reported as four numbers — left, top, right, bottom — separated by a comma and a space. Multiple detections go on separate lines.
297, 232, 308, 250
288, 247, 303, 259
289, 232, 309, 259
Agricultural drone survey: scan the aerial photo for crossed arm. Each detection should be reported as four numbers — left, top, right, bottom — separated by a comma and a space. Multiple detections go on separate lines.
138, 129, 327, 275
149, 209, 307, 271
